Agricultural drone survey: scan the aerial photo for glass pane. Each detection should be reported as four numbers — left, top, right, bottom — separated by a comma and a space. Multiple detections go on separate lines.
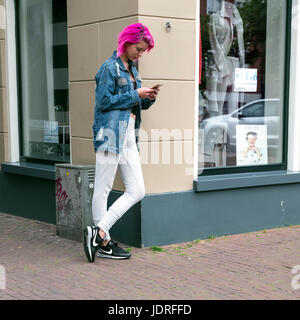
18, 0, 69, 162
199, 0, 286, 171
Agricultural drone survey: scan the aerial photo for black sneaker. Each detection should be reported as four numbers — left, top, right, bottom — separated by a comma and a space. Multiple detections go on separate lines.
83, 226, 103, 262
97, 240, 131, 260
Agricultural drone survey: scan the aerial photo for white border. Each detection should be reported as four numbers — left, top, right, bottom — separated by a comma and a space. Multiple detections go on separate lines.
5, 0, 20, 163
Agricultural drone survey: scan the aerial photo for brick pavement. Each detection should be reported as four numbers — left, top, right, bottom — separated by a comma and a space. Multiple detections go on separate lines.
0, 212, 300, 300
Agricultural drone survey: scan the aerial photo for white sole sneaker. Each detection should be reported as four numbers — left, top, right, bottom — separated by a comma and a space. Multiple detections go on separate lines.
83, 226, 100, 263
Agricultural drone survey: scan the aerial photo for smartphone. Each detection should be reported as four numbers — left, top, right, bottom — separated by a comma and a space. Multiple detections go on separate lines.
151, 84, 163, 90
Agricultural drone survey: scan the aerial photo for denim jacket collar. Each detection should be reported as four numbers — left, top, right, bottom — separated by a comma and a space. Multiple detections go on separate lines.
112, 50, 134, 71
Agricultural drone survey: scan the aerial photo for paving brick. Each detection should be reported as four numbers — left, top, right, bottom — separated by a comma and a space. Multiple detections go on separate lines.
1, 212, 300, 300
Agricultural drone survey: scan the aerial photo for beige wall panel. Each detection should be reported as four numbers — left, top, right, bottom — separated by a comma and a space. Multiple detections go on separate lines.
139, 80, 195, 141
68, 24, 99, 81
71, 137, 95, 165
67, 0, 138, 27
139, 140, 194, 193
71, 137, 125, 191
0, 133, 8, 164
138, 17, 196, 80
138, 0, 196, 20
69, 81, 94, 139
0, 39, 6, 87
0, 87, 7, 132
0, 0, 5, 40
99, 17, 137, 64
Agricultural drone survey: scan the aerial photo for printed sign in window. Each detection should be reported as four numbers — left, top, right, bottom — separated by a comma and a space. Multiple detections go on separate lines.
44, 121, 59, 144
236, 125, 268, 166
234, 68, 258, 92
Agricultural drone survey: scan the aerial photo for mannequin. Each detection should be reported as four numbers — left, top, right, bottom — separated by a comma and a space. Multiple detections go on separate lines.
204, 0, 245, 167
205, 0, 245, 115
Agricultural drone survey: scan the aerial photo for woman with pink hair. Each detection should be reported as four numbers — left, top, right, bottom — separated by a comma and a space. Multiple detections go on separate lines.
83, 23, 160, 262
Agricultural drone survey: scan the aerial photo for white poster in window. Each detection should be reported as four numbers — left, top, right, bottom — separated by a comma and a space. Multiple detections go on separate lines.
236, 125, 268, 166
234, 68, 257, 92
44, 121, 59, 144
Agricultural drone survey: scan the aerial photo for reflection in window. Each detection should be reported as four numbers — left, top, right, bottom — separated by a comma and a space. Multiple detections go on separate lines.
242, 102, 264, 118
18, 0, 69, 162
207, 0, 222, 14
199, 0, 286, 171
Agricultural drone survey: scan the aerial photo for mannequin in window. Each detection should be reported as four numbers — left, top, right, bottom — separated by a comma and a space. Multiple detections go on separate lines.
205, 0, 245, 116
204, 0, 245, 167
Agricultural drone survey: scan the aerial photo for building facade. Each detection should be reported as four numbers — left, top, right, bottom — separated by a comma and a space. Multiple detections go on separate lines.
0, 0, 300, 247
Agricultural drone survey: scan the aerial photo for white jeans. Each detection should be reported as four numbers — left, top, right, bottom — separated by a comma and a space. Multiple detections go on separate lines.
92, 116, 145, 241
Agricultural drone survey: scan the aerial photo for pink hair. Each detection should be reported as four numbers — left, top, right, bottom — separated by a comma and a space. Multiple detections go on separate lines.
117, 23, 154, 57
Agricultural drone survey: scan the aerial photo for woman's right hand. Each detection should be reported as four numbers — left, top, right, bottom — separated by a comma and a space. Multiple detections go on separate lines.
137, 87, 156, 99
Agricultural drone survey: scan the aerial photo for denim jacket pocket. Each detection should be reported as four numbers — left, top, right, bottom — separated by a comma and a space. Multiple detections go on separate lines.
117, 77, 128, 87
116, 77, 129, 95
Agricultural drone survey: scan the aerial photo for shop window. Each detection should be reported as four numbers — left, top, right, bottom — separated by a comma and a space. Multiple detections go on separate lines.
16, 0, 69, 163
199, 0, 288, 173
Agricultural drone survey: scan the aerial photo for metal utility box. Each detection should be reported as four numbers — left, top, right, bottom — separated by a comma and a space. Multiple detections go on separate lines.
55, 164, 95, 242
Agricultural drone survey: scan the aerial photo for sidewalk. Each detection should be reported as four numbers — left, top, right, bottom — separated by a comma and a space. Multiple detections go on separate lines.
0, 212, 300, 300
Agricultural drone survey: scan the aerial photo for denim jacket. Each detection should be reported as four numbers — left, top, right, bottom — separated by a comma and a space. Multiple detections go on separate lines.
92, 50, 156, 154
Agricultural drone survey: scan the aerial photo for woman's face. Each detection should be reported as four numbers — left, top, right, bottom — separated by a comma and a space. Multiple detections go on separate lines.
125, 40, 149, 62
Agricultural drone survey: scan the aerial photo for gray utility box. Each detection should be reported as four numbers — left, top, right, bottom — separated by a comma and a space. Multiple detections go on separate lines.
55, 163, 95, 242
